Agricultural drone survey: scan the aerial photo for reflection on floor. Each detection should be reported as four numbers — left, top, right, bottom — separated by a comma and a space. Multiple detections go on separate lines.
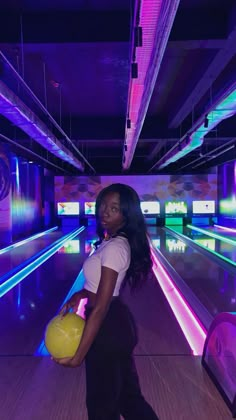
0, 225, 233, 419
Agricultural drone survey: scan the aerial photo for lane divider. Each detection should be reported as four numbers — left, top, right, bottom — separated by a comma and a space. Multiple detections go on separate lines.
187, 224, 236, 246
167, 226, 236, 268
0, 227, 85, 298
0, 226, 58, 255
151, 245, 207, 355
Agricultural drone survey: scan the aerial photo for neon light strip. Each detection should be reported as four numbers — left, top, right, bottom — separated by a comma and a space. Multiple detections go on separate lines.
214, 224, 236, 234
123, 0, 180, 169
0, 227, 85, 298
0, 226, 58, 255
187, 224, 236, 246
151, 248, 206, 355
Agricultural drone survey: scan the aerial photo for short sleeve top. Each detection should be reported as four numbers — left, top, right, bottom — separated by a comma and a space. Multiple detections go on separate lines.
83, 236, 130, 296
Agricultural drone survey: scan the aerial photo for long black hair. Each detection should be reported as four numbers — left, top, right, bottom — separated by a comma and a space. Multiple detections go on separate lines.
95, 183, 152, 290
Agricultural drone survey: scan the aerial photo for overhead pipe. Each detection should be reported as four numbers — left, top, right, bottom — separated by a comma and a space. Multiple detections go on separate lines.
0, 51, 96, 173
0, 133, 71, 173
179, 137, 236, 171
0, 81, 85, 171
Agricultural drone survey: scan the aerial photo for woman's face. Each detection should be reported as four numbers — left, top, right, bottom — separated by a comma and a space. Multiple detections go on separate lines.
98, 192, 125, 235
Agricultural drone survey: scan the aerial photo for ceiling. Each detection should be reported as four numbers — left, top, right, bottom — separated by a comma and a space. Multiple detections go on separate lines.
0, 0, 236, 175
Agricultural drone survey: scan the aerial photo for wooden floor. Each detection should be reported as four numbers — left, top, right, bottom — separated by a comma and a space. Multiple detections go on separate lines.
0, 354, 232, 420
0, 239, 233, 419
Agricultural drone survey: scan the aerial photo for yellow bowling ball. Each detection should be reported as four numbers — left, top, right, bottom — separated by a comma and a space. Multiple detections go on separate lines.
45, 312, 85, 358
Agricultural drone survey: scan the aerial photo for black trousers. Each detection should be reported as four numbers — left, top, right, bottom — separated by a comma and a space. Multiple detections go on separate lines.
85, 298, 159, 420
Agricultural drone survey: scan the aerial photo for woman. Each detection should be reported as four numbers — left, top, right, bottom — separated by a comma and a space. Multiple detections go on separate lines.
54, 183, 159, 420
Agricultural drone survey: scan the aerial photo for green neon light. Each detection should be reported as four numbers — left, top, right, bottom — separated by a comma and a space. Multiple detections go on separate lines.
187, 225, 236, 246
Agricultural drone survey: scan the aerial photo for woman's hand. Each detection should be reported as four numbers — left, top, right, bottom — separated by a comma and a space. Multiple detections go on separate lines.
52, 356, 82, 368
59, 292, 82, 317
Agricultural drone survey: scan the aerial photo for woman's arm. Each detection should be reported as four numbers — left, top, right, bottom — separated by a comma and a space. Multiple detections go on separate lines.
55, 266, 118, 367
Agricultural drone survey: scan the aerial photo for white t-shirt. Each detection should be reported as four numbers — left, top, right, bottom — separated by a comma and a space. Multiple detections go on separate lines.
83, 236, 131, 296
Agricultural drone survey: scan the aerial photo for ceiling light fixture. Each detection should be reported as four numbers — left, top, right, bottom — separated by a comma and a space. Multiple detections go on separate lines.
122, 0, 180, 170
154, 82, 236, 170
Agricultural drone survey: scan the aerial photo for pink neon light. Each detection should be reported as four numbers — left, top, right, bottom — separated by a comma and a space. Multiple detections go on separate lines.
76, 298, 87, 319
151, 249, 206, 355
129, 84, 144, 124
125, 0, 163, 135
137, 0, 162, 83
214, 224, 236, 233
124, 0, 180, 169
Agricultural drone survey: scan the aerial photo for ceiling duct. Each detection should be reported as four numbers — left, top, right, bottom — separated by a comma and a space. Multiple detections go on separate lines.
0, 80, 85, 171
150, 82, 236, 171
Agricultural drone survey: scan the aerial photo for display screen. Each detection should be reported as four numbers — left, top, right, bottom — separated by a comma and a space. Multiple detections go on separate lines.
84, 202, 96, 215
58, 240, 80, 254
57, 202, 80, 215
193, 238, 216, 251
140, 201, 160, 215
219, 198, 236, 217
165, 201, 187, 215
166, 238, 186, 253
192, 200, 215, 214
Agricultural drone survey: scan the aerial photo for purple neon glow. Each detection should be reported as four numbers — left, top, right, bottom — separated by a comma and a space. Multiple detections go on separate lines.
125, 0, 162, 131
214, 224, 236, 233
136, 1, 162, 84
0, 81, 84, 171
123, 0, 180, 169
151, 248, 206, 355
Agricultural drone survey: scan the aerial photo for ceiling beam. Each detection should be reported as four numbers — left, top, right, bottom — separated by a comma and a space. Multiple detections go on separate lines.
0, 11, 130, 43
168, 39, 226, 50
147, 139, 175, 162
169, 24, 236, 129
170, 8, 228, 41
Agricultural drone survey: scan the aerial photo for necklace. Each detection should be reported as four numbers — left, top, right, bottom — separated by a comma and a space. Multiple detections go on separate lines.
104, 231, 127, 241
104, 232, 113, 241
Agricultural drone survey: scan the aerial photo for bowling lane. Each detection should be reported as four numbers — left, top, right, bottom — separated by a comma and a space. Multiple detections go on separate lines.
149, 227, 236, 320
0, 225, 192, 357
0, 228, 65, 278
174, 226, 236, 265
0, 227, 97, 355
